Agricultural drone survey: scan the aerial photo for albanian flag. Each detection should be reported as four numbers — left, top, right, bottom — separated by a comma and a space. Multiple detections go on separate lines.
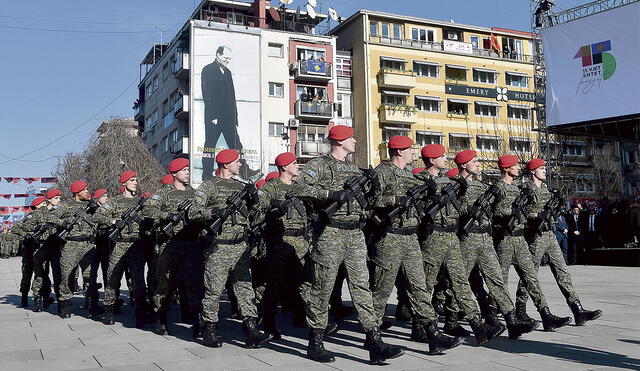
40, 177, 58, 183
13, 194, 29, 198
0, 194, 10, 199
23, 177, 40, 184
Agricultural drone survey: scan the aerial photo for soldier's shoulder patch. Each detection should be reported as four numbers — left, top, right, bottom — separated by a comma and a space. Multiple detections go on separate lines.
257, 190, 264, 197
151, 194, 161, 200
101, 203, 112, 209
195, 191, 206, 198
304, 169, 317, 177
26, 214, 33, 218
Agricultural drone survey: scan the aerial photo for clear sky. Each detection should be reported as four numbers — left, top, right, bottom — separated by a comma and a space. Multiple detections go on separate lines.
0, 0, 586, 209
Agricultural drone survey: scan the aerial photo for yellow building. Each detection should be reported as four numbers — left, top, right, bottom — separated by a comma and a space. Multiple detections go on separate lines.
331, 10, 539, 174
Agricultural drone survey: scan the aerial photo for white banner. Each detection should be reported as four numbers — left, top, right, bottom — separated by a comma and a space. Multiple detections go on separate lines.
542, 2, 640, 127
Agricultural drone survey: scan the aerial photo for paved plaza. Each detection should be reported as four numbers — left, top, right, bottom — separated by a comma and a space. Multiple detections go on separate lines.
0, 257, 638, 371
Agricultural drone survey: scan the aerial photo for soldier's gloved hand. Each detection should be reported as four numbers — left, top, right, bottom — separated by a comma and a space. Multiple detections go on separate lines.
327, 190, 348, 203
166, 213, 182, 223
395, 196, 412, 209
61, 221, 72, 231
270, 199, 288, 215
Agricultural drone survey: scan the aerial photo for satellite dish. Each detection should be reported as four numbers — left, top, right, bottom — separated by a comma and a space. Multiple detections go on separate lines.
280, 0, 294, 4
308, 0, 317, 7
268, 7, 281, 22
306, 3, 317, 19
328, 7, 338, 21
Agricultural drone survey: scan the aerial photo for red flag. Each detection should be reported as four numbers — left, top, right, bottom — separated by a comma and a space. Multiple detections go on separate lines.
490, 34, 501, 52
0, 194, 10, 199
2, 221, 12, 225
23, 177, 40, 184
40, 177, 58, 183
32, 193, 45, 197
13, 194, 29, 198
10, 207, 20, 213
20, 206, 31, 212
3, 177, 20, 183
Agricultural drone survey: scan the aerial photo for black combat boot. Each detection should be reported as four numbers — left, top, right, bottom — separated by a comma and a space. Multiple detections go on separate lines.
243, 317, 272, 348
88, 295, 104, 319
104, 305, 115, 325
515, 302, 535, 323
395, 302, 412, 322
191, 317, 203, 339
20, 293, 29, 308
411, 320, 461, 355
202, 322, 223, 348
570, 301, 602, 326
365, 326, 405, 365
539, 306, 572, 331
154, 311, 169, 335
134, 304, 146, 329
325, 322, 339, 338
32, 296, 42, 313
432, 299, 445, 316
483, 305, 502, 327
469, 315, 505, 345
262, 306, 282, 340
307, 329, 335, 363
60, 300, 72, 319
443, 313, 471, 337
504, 311, 539, 339
114, 298, 124, 315
43, 295, 54, 308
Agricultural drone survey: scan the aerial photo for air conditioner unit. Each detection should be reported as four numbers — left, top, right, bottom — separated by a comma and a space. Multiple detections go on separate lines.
288, 118, 299, 128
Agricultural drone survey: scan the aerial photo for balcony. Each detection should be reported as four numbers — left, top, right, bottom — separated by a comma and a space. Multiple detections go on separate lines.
296, 141, 331, 158
378, 104, 417, 124
377, 68, 416, 89
133, 103, 144, 122
173, 95, 189, 120
173, 52, 189, 79
294, 60, 332, 81
295, 100, 333, 120
162, 112, 174, 129
172, 136, 189, 155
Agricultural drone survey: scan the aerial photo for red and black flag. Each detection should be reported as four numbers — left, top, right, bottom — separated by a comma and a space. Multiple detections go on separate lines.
3, 177, 20, 183
13, 194, 29, 198
40, 177, 58, 183
23, 177, 40, 184
0, 194, 10, 199
0, 207, 7, 215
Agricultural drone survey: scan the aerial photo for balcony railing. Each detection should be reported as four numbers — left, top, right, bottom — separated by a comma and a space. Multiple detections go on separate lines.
294, 60, 332, 81
173, 95, 189, 119
133, 103, 144, 121
378, 104, 417, 124
162, 111, 174, 129
377, 67, 416, 89
295, 100, 333, 120
296, 141, 331, 157
173, 52, 189, 79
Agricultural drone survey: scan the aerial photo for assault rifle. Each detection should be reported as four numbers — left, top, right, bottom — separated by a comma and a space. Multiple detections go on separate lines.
534, 189, 564, 236
372, 180, 437, 226
56, 200, 100, 242
206, 183, 258, 236
108, 198, 147, 242
425, 177, 468, 221
461, 184, 501, 235
322, 169, 380, 217
160, 199, 193, 237
269, 194, 306, 220
30, 223, 54, 241
505, 187, 535, 233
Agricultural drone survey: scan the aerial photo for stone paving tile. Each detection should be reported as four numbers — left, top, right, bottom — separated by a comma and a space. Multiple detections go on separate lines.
156, 355, 268, 371
77, 365, 162, 371
0, 356, 100, 370
0, 349, 44, 363
41, 343, 138, 360
94, 349, 199, 368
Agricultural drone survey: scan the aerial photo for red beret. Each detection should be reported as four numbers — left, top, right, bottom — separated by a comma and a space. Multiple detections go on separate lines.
454, 150, 477, 165
216, 149, 239, 164
168, 158, 189, 173
528, 158, 546, 171
119, 170, 137, 184
161, 174, 174, 185
70, 180, 88, 194
119, 186, 125, 193
446, 168, 459, 178
421, 144, 445, 159
498, 155, 520, 168
93, 189, 107, 199
265, 171, 279, 181
411, 167, 425, 175
328, 125, 354, 141
46, 189, 61, 199
388, 135, 414, 149
31, 197, 45, 207
256, 179, 266, 189
275, 152, 297, 167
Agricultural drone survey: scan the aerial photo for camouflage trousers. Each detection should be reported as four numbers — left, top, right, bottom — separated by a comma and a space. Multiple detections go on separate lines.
421, 230, 480, 319
153, 239, 204, 314
59, 241, 98, 302
371, 232, 437, 324
30, 244, 53, 299
516, 231, 579, 307
105, 241, 146, 306
201, 240, 257, 323
495, 234, 548, 310
20, 241, 34, 295
459, 233, 515, 314
307, 226, 378, 331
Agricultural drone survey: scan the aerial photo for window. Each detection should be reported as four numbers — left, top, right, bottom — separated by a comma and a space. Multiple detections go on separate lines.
151, 109, 159, 127
380, 58, 405, 70
268, 122, 284, 137
152, 75, 159, 92
162, 136, 169, 153
502, 37, 524, 60
508, 105, 531, 120
337, 93, 353, 118
381, 94, 407, 106
447, 99, 468, 115
296, 85, 327, 101
381, 23, 390, 38
152, 144, 158, 155
336, 57, 351, 77
297, 48, 326, 61
392, 24, 403, 39
416, 132, 442, 146
474, 102, 499, 117
268, 43, 283, 57
268, 82, 284, 97
509, 137, 532, 153
473, 69, 497, 84
574, 177, 595, 194
162, 63, 169, 80
411, 27, 435, 42
445, 65, 467, 81
477, 136, 500, 152
563, 141, 586, 157
370, 21, 378, 36
415, 96, 440, 112
444, 29, 463, 41
449, 134, 471, 149
413, 61, 438, 77
382, 127, 409, 142
162, 99, 170, 115
297, 125, 327, 142
170, 130, 178, 143
145, 83, 153, 98
505, 72, 529, 88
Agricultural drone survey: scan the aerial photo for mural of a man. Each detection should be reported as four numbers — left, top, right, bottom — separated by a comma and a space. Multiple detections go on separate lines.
201, 46, 244, 181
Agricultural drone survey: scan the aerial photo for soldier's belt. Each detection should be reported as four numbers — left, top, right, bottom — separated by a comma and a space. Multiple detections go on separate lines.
467, 225, 490, 234
432, 225, 457, 233
283, 228, 308, 237
386, 226, 417, 235
215, 236, 246, 245
114, 236, 138, 243
504, 229, 525, 237
65, 236, 92, 242
327, 219, 364, 230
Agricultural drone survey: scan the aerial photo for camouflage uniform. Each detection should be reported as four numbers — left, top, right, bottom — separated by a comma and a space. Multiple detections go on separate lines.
415, 171, 480, 320
459, 177, 515, 314
516, 182, 579, 306
94, 194, 147, 308
492, 181, 548, 310
14, 207, 54, 300
10, 220, 35, 299
370, 162, 437, 325
292, 154, 378, 331
189, 177, 259, 324
143, 185, 204, 316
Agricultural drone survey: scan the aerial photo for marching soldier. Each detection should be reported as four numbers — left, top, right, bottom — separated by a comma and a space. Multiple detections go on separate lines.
516, 158, 602, 326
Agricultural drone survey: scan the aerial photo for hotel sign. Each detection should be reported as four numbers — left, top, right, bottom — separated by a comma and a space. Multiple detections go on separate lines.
445, 84, 536, 102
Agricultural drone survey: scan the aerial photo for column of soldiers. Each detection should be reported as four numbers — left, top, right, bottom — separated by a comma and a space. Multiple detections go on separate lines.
8, 125, 602, 365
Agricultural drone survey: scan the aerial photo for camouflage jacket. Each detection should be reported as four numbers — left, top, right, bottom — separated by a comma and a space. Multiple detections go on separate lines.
492, 180, 525, 231
259, 178, 307, 232
46, 199, 97, 239
460, 176, 492, 229
415, 170, 460, 227
142, 185, 198, 239
372, 161, 421, 228
94, 194, 143, 238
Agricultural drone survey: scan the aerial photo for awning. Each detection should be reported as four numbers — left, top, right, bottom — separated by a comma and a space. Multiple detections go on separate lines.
380, 56, 407, 63
507, 103, 531, 109
382, 90, 410, 96
505, 71, 530, 77
475, 100, 501, 107
416, 130, 444, 136
415, 95, 442, 101
449, 133, 471, 138
445, 64, 469, 70
383, 126, 410, 131
447, 98, 469, 104
472, 67, 497, 73
510, 136, 532, 142
477, 134, 501, 140
413, 60, 440, 66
